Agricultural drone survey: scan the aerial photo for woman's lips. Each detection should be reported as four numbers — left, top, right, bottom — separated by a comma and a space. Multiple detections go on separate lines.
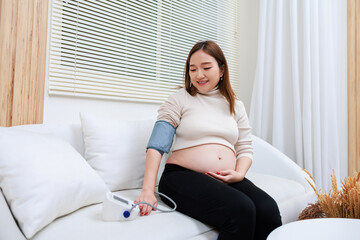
197, 80, 209, 86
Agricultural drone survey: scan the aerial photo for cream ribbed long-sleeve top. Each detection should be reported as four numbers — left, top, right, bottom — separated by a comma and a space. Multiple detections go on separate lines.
157, 87, 253, 160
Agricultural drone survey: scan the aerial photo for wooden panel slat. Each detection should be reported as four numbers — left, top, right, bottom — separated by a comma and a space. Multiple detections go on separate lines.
348, 0, 360, 175
12, 0, 32, 125
32, 0, 48, 125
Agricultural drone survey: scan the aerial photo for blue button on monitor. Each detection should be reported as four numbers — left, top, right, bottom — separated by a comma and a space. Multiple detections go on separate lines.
123, 211, 130, 218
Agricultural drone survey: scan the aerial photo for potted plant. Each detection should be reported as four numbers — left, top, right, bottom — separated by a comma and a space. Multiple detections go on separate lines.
298, 170, 360, 220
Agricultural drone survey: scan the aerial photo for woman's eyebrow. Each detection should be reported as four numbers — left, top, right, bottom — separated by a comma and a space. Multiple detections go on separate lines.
189, 62, 214, 67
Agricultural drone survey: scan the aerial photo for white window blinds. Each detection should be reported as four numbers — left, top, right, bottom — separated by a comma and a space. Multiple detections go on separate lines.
48, 0, 240, 103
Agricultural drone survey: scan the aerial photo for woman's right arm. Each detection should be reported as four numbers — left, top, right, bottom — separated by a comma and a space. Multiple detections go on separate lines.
136, 89, 183, 216
135, 148, 162, 216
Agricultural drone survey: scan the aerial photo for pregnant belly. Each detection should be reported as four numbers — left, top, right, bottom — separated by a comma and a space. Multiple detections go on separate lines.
166, 144, 236, 173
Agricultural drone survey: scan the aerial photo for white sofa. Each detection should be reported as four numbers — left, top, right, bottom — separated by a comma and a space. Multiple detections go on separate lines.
0, 119, 316, 240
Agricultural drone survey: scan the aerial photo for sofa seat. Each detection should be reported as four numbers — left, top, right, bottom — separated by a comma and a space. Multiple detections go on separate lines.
32, 174, 309, 240
32, 189, 216, 240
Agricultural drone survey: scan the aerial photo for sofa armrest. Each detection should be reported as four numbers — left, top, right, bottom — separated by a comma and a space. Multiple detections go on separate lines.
250, 135, 315, 193
0, 189, 26, 240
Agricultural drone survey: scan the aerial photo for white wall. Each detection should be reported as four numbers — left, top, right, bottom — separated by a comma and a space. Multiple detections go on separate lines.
43, 95, 160, 124
237, 0, 260, 113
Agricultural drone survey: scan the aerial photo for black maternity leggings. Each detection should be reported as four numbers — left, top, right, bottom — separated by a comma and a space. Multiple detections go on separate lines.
158, 164, 282, 240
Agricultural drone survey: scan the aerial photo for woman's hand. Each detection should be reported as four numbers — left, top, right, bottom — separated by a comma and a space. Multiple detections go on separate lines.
205, 169, 245, 184
134, 189, 158, 216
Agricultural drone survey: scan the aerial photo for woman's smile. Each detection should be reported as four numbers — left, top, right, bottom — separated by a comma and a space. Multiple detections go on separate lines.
197, 80, 209, 86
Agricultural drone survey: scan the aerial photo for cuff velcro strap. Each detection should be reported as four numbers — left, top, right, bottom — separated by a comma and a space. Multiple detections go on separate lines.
147, 121, 175, 155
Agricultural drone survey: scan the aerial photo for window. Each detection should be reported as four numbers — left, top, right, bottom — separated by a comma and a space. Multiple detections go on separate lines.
48, 0, 240, 103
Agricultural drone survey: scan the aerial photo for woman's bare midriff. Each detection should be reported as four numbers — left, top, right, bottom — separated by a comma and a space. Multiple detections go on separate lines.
166, 144, 236, 173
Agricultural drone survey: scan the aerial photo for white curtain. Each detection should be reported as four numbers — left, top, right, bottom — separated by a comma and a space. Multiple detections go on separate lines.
250, 0, 346, 189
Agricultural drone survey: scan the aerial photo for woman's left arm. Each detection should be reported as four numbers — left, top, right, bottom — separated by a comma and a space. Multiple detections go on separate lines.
206, 101, 253, 183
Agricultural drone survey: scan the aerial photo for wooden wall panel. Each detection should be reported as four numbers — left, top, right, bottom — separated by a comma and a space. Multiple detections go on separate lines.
348, 0, 360, 175
0, 0, 48, 127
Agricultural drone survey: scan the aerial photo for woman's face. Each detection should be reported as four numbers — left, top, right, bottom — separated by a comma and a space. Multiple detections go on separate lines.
189, 50, 223, 93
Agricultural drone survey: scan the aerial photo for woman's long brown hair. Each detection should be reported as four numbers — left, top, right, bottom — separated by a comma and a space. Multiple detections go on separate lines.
184, 41, 236, 115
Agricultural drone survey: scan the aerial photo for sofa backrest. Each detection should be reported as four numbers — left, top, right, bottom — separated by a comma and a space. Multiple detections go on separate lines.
11, 123, 85, 157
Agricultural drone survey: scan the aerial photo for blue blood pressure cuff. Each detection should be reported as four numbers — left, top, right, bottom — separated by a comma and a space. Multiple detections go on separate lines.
147, 120, 175, 155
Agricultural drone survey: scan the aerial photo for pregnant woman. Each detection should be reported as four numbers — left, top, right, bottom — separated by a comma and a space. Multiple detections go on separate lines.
135, 40, 282, 240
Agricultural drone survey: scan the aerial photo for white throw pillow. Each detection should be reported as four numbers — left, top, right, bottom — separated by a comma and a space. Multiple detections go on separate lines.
0, 128, 108, 239
80, 113, 155, 191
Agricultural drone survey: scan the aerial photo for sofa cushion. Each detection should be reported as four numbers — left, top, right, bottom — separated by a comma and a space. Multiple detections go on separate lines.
0, 128, 108, 239
80, 113, 155, 191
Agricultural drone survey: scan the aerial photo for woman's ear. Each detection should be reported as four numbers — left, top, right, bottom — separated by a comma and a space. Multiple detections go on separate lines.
220, 64, 225, 77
